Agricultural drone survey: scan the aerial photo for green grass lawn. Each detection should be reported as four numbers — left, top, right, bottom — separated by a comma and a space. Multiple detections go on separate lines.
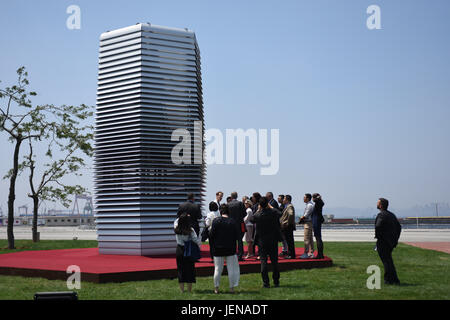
0, 240, 449, 300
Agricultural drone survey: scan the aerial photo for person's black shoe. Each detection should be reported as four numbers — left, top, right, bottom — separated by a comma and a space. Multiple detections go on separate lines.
274, 283, 280, 287
263, 283, 270, 288
279, 251, 288, 257
238, 257, 244, 262
285, 256, 295, 259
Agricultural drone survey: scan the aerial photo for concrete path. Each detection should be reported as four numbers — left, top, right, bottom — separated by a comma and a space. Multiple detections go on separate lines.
1, 226, 450, 242
403, 242, 450, 254
294, 228, 450, 242
0, 226, 98, 241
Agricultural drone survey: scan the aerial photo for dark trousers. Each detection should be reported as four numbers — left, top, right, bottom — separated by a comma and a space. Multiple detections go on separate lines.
377, 241, 400, 284
312, 220, 324, 258
282, 228, 296, 257
259, 243, 280, 286
237, 230, 244, 258
176, 245, 196, 283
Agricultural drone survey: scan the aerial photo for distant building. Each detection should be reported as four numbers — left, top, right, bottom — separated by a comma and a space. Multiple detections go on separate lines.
0, 216, 94, 227
42, 216, 95, 227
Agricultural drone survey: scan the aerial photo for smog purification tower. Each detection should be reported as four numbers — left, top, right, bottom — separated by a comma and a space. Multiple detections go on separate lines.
94, 23, 205, 255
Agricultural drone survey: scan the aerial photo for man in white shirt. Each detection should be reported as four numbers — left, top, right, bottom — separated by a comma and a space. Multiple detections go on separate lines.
214, 191, 223, 214
299, 193, 315, 259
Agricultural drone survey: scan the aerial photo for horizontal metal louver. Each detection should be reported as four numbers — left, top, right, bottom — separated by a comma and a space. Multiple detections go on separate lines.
94, 23, 205, 255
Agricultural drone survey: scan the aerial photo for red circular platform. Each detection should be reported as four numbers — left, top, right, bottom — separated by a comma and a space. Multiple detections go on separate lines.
0, 245, 332, 283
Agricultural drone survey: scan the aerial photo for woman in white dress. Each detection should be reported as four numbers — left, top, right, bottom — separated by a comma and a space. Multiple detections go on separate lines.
243, 200, 255, 258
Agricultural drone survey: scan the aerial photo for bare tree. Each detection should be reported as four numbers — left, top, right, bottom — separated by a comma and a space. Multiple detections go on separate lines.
0, 67, 93, 248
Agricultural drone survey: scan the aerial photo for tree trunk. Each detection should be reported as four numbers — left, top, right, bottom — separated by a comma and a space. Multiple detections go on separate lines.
7, 138, 22, 249
32, 196, 39, 242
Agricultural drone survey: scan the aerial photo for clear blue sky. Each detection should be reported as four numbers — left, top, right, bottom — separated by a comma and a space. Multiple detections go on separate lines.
1, 0, 449, 216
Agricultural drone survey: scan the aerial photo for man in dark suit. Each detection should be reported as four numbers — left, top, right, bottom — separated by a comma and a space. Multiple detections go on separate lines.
277, 194, 288, 255
278, 195, 285, 212
227, 191, 246, 261
266, 192, 279, 210
375, 198, 402, 285
250, 196, 282, 288
251, 192, 262, 213
177, 193, 202, 236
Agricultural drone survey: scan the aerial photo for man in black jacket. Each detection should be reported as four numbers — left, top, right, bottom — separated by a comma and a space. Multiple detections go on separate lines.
209, 204, 240, 293
278, 195, 285, 212
266, 192, 279, 210
312, 193, 325, 259
227, 191, 246, 261
250, 196, 282, 288
177, 193, 202, 236
375, 198, 402, 285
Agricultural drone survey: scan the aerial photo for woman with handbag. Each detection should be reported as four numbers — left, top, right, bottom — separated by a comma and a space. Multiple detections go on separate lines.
209, 204, 240, 294
174, 213, 202, 293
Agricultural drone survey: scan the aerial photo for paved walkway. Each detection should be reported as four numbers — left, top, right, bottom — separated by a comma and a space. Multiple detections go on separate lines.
2, 226, 450, 242
403, 242, 450, 254
293, 228, 450, 242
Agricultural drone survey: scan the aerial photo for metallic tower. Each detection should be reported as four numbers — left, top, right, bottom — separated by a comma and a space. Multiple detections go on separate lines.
94, 23, 205, 255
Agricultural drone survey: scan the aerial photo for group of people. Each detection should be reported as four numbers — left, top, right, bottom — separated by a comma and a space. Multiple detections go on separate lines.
173, 190, 327, 293
174, 192, 403, 293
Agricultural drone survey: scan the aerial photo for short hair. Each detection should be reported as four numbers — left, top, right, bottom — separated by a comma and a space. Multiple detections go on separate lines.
266, 192, 273, 198
216, 191, 223, 196
226, 196, 232, 202
259, 196, 269, 208
285, 195, 292, 202
305, 193, 312, 201
231, 191, 238, 199
278, 194, 285, 199
187, 193, 194, 200
209, 201, 218, 212
252, 192, 261, 202
378, 198, 389, 210
219, 204, 229, 216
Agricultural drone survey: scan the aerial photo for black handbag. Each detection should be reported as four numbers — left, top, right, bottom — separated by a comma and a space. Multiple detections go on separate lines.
201, 227, 209, 242
184, 240, 201, 262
